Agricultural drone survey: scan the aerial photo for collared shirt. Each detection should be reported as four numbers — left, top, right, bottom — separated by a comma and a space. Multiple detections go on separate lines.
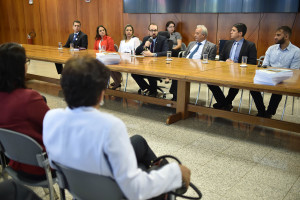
229, 38, 244, 63
73, 32, 79, 41
263, 42, 300, 69
187, 40, 207, 59
43, 107, 181, 200
150, 37, 157, 52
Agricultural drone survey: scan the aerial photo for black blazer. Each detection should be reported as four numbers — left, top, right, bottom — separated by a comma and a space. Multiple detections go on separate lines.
135, 35, 169, 57
219, 39, 257, 65
64, 31, 88, 49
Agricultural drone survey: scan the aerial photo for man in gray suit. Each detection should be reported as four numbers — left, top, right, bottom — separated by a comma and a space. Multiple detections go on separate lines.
170, 25, 217, 101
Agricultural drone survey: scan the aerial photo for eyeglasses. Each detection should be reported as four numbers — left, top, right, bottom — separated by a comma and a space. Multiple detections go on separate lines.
149, 29, 158, 32
26, 58, 30, 65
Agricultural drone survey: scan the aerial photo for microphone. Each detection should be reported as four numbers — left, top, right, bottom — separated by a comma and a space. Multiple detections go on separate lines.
145, 37, 153, 50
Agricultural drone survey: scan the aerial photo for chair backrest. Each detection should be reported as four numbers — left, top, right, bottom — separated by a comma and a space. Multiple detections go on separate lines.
219, 39, 227, 55
53, 161, 126, 200
181, 42, 187, 51
114, 44, 118, 52
158, 31, 173, 51
0, 128, 43, 167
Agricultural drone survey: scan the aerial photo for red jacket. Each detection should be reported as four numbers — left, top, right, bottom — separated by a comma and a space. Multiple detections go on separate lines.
93, 35, 116, 52
0, 88, 49, 175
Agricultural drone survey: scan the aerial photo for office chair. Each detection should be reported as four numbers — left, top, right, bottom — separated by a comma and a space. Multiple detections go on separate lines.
0, 128, 57, 200
53, 161, 125, 200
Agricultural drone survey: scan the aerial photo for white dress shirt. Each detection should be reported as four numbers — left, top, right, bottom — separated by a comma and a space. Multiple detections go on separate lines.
263, 42, 300, 69
43, 107, 182, 200
119, 37, 141, 53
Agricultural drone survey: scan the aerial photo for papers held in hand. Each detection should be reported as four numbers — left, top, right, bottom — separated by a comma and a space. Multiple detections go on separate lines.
254, 68, 293, 86
96, 53, 121, 65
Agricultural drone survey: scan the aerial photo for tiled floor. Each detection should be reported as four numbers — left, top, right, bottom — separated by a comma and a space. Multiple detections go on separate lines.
4, 60, 300, 199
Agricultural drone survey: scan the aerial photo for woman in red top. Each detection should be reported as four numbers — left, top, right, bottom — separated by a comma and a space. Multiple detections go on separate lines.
0, 43, 50, 179
94, 25, 122, 89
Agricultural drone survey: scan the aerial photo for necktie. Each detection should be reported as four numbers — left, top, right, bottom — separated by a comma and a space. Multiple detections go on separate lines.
188, 43, 201, 59
73, 33, 78, 43
150, 41, 154, 53
230, 42, 239, 62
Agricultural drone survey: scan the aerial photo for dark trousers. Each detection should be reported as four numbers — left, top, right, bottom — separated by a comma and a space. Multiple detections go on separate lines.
208, 85, 239, 106
55, 63, 63, 74
250, 91, 283, 115
170, 80, 177, 96
130, 135, 156, 168
131, 74, 158, 93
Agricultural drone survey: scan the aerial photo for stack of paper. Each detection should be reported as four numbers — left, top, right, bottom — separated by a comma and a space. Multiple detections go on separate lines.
96, 53, 121, 65
254, 68, 293, 85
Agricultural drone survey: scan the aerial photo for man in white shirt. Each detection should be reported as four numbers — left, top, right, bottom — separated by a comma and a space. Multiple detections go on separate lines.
250, 26, 300, 117
43, 56, 191, 200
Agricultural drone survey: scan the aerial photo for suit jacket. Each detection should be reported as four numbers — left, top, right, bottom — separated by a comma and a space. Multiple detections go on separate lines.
64, 31, 88, 49
219, 39, 257, 65
184, 40, 217, 60
135, 35, 169, 57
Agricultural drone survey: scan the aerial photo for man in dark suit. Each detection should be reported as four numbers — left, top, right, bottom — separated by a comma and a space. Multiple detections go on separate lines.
55, 20, 88, 74
132, 23, 169, 97
208, 23, 257, 110
170, 25, 217, 101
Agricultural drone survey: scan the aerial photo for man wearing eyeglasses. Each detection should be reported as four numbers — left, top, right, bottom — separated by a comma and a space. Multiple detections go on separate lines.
132, 23, 169, 97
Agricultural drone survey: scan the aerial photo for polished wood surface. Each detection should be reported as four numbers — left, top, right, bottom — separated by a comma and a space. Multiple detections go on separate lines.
23, 44, 300, 97
1, 0, 299, 56
23, 44, 300, 132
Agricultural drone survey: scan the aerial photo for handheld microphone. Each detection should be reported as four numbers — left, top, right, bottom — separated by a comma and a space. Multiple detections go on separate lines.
145, 37, 153, 50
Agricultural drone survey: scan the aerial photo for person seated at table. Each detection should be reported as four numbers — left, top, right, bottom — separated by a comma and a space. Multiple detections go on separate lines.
170, 25, 217, 101
166, 21, 182, 58
118, 24, 140, 54
250, 26, 300, 118
0, 43, 50, 180
43, 56, 191, 200
94, 25, 122, 90
208, 23, 257, 111
132, 23, 169, 97
55, 20, 88, 74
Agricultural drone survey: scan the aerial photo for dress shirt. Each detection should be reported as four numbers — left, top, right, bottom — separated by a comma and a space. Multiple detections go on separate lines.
262, 42, 300, 69
187, 40, 206, 59
229, 39, 244, 63
118, 37, 140, 53
43, 107, 182, 200
150, 37, 157, 52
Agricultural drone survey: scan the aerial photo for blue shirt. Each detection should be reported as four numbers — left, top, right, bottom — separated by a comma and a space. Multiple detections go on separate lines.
263, 42, 300, 69
229, 39, 244, 63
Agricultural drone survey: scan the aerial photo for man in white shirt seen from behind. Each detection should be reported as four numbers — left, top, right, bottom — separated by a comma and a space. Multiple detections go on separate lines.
43, 56, 191, 200
250, 26, 300, 118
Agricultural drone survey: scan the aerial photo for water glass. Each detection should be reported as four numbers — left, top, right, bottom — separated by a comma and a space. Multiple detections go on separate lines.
131, 49, 135, 57
241, 56, 248, 67
202, 54, 208, 63
101, 45, 106, 52
58, 42, 62, 49
167, 51, 172, 60
70, 43, 74, 51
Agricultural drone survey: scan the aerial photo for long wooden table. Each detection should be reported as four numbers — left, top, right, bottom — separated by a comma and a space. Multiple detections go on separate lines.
23, 44, 300, 133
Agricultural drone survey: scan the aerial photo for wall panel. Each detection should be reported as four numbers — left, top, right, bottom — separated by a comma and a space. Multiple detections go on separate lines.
77, 0, 98, 49
150, 14, 182, 33
0, 1, 11, 43
290, 13, 300, 48
57, 0, 77, 46
99, 0, 123, 49
23, 0, 43, 45
257, 13, 296, 57
39, 0, 59, 46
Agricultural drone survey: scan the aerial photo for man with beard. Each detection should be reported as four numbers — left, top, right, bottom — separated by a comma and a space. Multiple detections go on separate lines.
250, 26, 300, 118
132, 23, 169, 97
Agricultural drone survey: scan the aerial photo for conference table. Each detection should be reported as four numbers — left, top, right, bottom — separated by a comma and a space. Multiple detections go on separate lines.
23, 44, 300, 133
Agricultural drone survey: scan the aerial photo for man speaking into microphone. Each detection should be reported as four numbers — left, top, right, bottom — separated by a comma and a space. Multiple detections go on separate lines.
132, 23, 169, 97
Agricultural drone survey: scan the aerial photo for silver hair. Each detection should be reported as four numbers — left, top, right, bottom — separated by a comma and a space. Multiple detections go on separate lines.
196, 25, 208, 37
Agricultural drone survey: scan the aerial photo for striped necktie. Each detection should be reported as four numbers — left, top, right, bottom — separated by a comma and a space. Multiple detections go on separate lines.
188, 43, 201, 59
